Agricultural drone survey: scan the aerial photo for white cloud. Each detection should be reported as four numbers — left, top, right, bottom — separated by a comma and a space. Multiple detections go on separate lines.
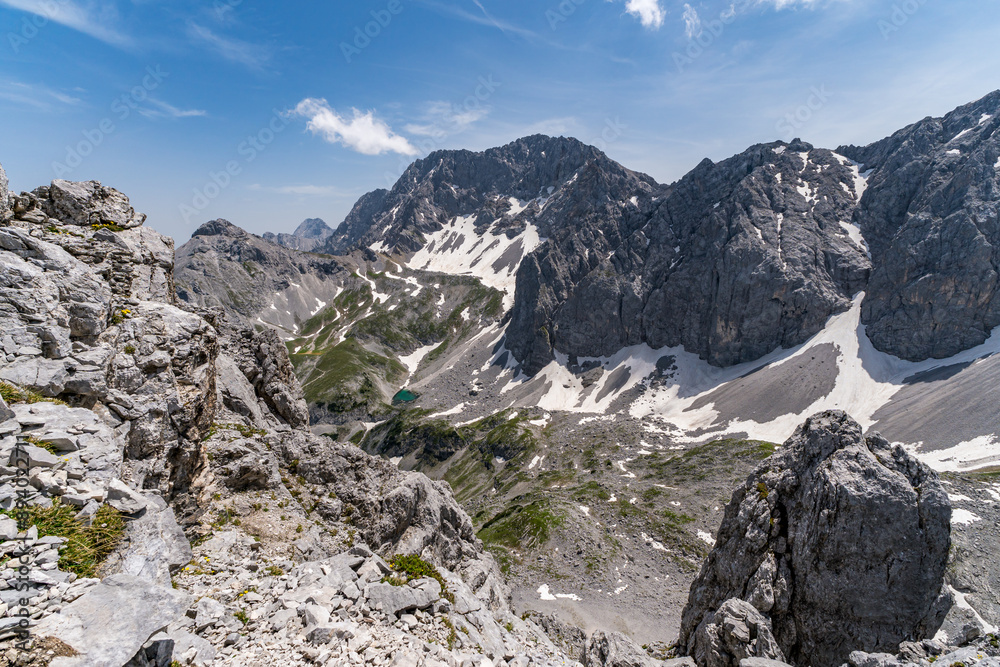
187, 23, 270, 69
291, 99, 418, 156
0, 0, 131, 47
682, 3, 702, 38
138, 98, 207, 119
404, 100, 490, 137
623, 0, 665, 29
755, 0, 833, 8
0, 80, 82, 111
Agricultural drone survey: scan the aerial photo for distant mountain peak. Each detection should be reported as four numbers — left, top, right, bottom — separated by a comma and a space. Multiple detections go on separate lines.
291, 217, 334, 240
192, 218, 248, 238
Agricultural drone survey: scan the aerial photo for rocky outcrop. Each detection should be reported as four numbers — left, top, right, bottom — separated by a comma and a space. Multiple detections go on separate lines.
584, 631, 692, 667
839, 90, 1000, 361
262, 217, 334, 253
680, 411, 951, 667
0, 161, 9, 215
37, 180, 146, 230
175, 218, 349, 331
507, 141, 871, 373
31, 574, 189, 667
320, 188, 389, 255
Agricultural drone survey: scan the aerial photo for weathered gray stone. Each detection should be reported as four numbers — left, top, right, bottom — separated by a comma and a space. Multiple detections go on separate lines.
104, 494, 192, 586
39, 179, 146, 229
33, 574, 189, 667
680, 411, 951, 667
691, 599, 785, 667
584, 630, 662, 667
106, 478, 148, 514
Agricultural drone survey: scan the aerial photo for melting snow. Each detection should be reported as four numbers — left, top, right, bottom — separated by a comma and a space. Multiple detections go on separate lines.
398, 343, 439, 376
537, 585, 581, 602
839, 221, 871, 258
947, 149, 961, 156
697, 530, 716, 546
426, 403, 466, 419
528, 455, 543, 470
945, 586, 998, 634
773, 146, 786, 155
408, 214, 544, 309
579, 506, 590, 516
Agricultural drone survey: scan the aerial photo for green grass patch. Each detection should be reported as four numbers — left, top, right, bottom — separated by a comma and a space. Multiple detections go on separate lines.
385, 554, 455, 603
1, 500, 125, 578
0, 381, 67, 406
478, 498, 565, 550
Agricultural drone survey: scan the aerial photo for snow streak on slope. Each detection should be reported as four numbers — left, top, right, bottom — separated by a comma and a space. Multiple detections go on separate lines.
497, 294, 1000, 471
407, 214, 543, 309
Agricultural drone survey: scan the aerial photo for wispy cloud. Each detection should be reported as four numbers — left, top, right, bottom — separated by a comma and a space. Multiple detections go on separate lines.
0, 80, 83, 111
682, 3, 701, 38
0, 0, 132, 47
291, 99, 419, 156
415, 0, 538, 39
404, 100, 490, 137
138, 98, 207, 119
754, 0, 840, 9
187, 22, 270, 70
620, 0, 665, 29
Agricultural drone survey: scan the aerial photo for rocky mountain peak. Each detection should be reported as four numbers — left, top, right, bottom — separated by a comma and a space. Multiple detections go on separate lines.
191, 218, 249, 238
292, 217, 333, 239
262, 217, 335, 252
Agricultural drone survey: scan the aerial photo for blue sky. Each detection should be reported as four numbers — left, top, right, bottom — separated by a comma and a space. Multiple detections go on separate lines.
1, 0, 998, 243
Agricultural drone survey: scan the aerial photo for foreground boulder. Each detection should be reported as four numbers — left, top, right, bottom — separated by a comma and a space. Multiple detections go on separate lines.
680, 411, 951, 667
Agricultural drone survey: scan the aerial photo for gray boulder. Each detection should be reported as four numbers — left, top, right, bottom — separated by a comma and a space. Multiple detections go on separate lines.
0, 394, 13, 423
691, 599, 784, 667
38, 179, 146, 228
106, 478, 148, 514
103, 494, 193, 586
33, 574, 190, 667
584, 630, 665, 666
680, 411, 951, 667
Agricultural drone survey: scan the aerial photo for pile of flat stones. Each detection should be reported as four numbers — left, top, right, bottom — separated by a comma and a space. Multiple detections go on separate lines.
168, 530, 584, 667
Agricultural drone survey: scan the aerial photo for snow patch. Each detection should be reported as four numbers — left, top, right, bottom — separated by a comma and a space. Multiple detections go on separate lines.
951, 508, 981, 526
697, 530, 716, 546
408, 214, 544, 309
398, 343, 439, 377
537, 585, 581, 602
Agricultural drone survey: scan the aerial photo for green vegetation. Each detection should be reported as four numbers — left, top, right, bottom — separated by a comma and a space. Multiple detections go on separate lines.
0, 381, 67, 406
385, 554, 455, 603
478, 499, 565, 550
1, 500, 125, 578
90, 222, 124, 232
203, 422, 268, 441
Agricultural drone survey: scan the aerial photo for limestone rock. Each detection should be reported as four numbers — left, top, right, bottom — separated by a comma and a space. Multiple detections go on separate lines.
39, 179, 146, 229
584, 630, 662, 666
680, 411, 951, 667
691, 599, 784, 667
33, 574, 189, 667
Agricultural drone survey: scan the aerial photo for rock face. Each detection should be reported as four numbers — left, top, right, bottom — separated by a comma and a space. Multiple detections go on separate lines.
39, 179, 147, 229
175, 218, 349, 331
839, 90, 1000, 361
508, 141, 870, 372
680, 411, 951, 667
262, 217, 335, 253
0, 161, 9, 214
32, 574, 189, 667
